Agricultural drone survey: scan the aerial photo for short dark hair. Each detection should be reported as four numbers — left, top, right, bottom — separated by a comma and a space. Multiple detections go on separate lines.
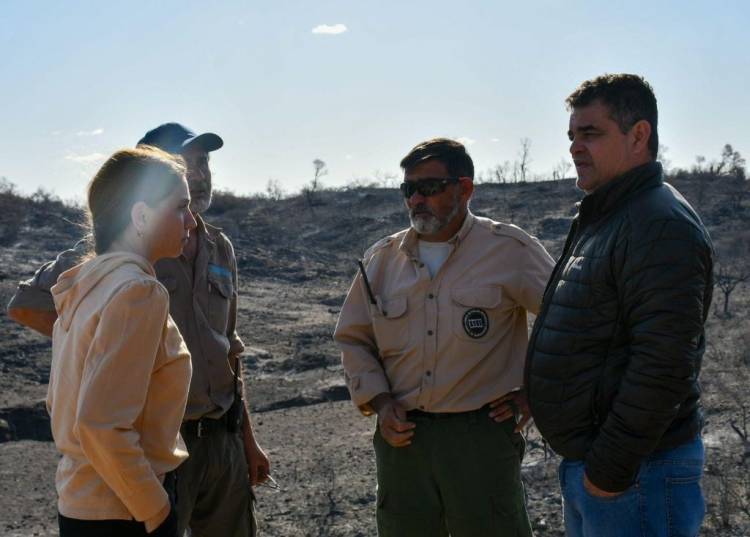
566, 73, 659, 159
400, 138, 474, 179
87, 146, 186, 254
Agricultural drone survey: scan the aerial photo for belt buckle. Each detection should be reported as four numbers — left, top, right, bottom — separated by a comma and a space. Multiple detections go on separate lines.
197, 419, 206, 438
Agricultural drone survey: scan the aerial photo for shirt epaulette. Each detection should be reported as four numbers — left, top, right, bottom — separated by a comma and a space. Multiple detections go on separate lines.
363, 234, 398, 262
490, 222, 536, 247
204, 221, 224, 235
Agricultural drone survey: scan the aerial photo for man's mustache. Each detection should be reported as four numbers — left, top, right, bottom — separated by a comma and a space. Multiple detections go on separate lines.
410, 204, 435, 217
189, 181, 211, 193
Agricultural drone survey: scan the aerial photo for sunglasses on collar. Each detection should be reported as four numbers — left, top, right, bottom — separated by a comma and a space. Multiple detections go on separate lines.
399, 177, 461, 198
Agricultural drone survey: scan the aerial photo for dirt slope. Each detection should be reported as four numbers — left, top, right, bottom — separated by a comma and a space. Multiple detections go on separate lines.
1, 175, 749, 535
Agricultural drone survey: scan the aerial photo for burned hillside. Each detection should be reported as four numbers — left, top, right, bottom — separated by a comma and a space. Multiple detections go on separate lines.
1, 173, 749, 536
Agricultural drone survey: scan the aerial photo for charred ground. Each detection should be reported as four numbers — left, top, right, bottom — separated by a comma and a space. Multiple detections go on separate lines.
1, 174, 749, 536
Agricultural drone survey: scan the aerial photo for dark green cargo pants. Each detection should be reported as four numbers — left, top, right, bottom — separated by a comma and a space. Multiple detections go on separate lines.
374, 408, 532, 537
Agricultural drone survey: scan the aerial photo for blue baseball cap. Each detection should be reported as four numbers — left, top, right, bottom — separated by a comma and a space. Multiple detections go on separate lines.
137, 123, 223, 154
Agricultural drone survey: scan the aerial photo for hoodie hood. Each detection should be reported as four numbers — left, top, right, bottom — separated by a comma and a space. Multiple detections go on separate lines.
52, 252, 155, 331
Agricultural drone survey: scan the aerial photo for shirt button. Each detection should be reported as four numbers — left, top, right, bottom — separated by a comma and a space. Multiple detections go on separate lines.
419, 263, 425, 268
426, 370, 431, 377
427, 330, 433, 335
428, 293, 434, 299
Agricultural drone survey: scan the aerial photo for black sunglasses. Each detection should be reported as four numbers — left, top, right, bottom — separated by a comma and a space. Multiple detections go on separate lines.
399, 177, 460, 198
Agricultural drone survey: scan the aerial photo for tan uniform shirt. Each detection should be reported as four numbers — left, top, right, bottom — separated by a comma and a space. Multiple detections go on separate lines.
334, 212, 554, 414
48, 252, 191, 523
8, 215, 244, 421
156, 216, 245, 420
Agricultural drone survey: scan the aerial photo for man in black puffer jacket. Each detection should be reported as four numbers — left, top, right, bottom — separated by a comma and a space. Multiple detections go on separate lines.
526, 74, 713, 537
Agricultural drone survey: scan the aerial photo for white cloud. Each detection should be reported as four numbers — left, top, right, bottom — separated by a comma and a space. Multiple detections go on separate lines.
490, 138, 501, 143
457, 136, 476, 146
76, 128, 104, 137
345, 154, 354, 160
312, 23, 348, 35
65, 152, 106, 163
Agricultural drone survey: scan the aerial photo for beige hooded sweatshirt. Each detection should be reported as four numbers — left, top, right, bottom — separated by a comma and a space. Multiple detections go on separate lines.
48, 252, 191, 524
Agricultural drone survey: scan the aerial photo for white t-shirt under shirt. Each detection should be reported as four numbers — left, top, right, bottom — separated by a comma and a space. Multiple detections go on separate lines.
418, 240, 452, 278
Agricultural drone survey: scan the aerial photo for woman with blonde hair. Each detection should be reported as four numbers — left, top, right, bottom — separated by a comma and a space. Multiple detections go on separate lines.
47, 145, 196, 536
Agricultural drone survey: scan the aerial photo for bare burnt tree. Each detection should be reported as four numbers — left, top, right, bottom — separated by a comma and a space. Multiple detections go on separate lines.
489, 161, 512, 184
730, 404, 750, 465
690, 144, 746, 180
265, 178, 285, 202
518, 138, 532, 183
657, 144, 672, 173
312, 158, 327, 192
373, 169, 399, 188
304, 158, 328, 212
711, 464, 750, 528
720, 144, 747, 180
717, 470, 733, 529
552, 158, 572, 181
715, 261, 750, 316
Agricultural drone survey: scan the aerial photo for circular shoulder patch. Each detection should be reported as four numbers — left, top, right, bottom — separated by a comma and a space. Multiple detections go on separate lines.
463, 308, 489, 338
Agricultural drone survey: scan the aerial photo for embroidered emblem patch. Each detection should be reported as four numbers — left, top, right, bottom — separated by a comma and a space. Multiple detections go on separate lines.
463, 308, 489, 338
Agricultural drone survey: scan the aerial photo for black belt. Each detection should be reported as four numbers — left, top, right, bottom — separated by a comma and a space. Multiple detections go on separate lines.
406, 403, 491, 420
181, 413, 228, 438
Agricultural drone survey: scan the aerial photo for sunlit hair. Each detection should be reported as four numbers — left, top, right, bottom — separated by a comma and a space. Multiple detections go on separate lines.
566, 73, 659, 159
87, 146, 186, 254
400, 138, 474, 179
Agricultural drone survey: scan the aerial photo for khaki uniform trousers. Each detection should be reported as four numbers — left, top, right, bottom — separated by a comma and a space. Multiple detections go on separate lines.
177, 421, 257, 537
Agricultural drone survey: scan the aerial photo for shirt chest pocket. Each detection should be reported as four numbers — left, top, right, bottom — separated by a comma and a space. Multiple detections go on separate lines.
158, 275, 179, 295
370, 295, 409, 358
451, 287, 504, 342
207, 269, 233, 334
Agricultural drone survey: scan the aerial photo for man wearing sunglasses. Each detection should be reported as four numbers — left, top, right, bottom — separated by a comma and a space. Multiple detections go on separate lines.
334, 138, 554, 536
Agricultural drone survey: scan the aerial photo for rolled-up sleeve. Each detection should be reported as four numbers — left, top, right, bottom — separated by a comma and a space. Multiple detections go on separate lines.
8, 241, 87, 311
333, 271, 390, 415
75, 281, 171, 522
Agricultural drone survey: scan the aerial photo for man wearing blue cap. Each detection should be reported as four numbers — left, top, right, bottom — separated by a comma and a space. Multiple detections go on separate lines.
8, 123, 269, 537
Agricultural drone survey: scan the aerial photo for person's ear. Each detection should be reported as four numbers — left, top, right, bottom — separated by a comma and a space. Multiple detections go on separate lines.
131, 201, 150, 237
630, 119, 652, 156
460, 177, 474, 201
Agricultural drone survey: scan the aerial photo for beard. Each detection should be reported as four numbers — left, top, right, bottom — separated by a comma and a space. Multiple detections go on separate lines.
189, 191, 212, 214
409, 191, 461, 236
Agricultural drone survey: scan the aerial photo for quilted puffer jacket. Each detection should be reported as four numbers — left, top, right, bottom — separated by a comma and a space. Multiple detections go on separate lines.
525, 161, 714, 492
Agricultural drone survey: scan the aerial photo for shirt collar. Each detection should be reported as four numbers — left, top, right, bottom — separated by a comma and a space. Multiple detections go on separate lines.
399, 210, 475, 259
195, 214, 221, 246
579, 161, 663, 221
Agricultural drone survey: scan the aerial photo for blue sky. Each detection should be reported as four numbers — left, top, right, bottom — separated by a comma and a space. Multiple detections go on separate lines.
1, 0, 748, 200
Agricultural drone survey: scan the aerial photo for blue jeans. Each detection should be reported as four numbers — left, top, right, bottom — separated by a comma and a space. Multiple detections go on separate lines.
558, 436, 705, 537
